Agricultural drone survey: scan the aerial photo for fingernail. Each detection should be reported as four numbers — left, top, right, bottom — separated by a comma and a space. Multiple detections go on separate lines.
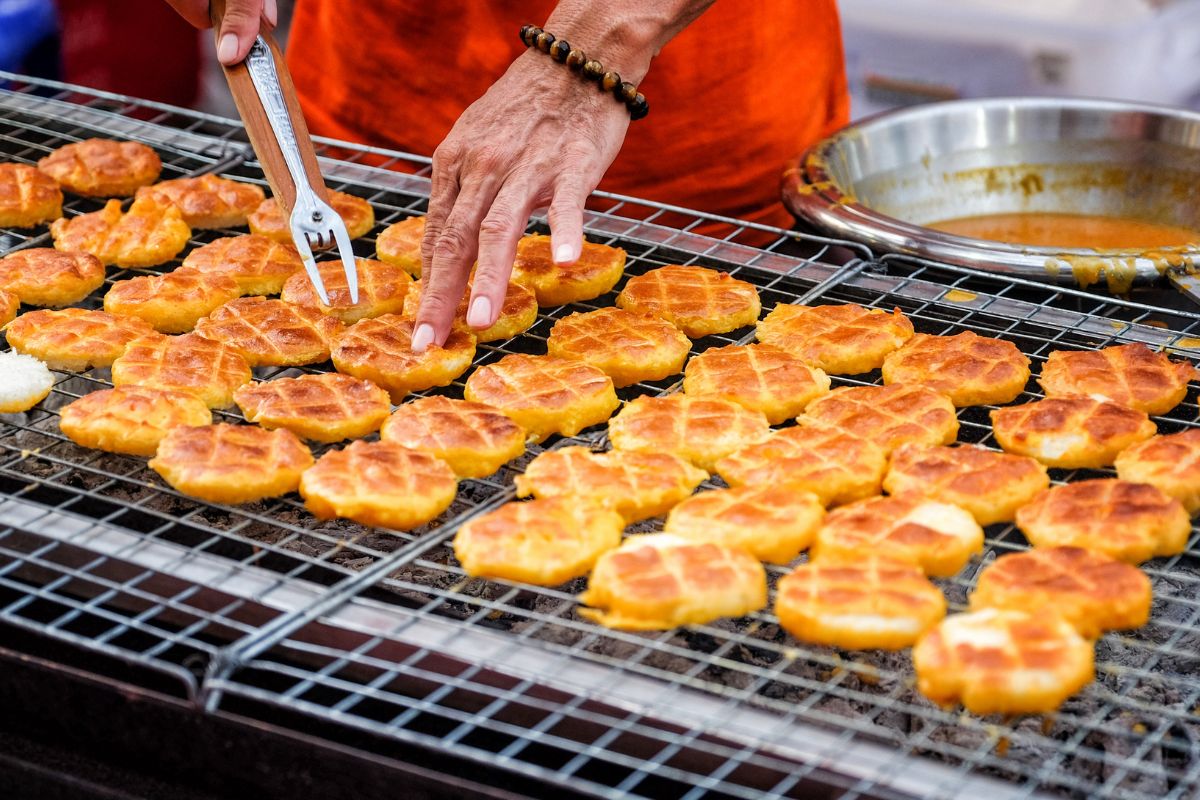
217, 33, 239, 64
553, 243, 577, 264
411, 323, 435, 353
466, 296, 492, 328
263, 0, 279, 26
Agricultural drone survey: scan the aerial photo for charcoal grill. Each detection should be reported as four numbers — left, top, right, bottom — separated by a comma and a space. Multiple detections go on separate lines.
2, 72, 1200, 800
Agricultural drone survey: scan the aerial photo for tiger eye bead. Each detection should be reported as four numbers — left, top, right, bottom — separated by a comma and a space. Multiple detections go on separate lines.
617, 81, 639, 103
581, 60, 604, 81
565, 49, 587, 71
550, 39, 571, 62
628, 93, 649, 121
601, 71, 621, 93
520, 25, 539, 47
536, 32, 555, 53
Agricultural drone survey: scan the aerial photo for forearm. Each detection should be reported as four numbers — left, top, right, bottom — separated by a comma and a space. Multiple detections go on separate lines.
543, 0, 719, 83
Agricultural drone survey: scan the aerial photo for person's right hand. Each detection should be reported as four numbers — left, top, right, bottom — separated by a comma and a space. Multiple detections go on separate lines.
163, 0, 277, 65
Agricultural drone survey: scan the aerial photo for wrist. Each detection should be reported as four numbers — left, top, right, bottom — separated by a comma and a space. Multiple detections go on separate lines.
541, 10, 664, 82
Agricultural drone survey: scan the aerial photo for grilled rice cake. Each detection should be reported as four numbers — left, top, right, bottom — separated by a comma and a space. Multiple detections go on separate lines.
0, 248, 104, 307
194, 296, 345, 367
463, 353, 618, 443
375, 215, 424, 276
0, 290, 18, 328
883, 444, 1050, 526
511, 233, 625, 306
663, 484, 825, 564
970, 547, 1151, 638
812, 494, 984, 577
380, 395, 526, 479
104, 268, 243, 334
881, 331, 1030, 407
608, 394, 771, 472
546, 307, 690, 387
282, 257, 412, 324
682, 342, 830, 424
402, 278, 537, 343
0, 163, 62, 227
38, 139, 161, 197
990, 397, 1155, 469
453, 497, 625, 586
578, 534, 767, 630
515, 446, 707, 523
51, 196, 191, 268
1115, 429, 1200, 514
149, 423, 312, 504
616, 264, 760, 338
181, 234, 303, 296
5, 308, 155, 371
248, 190, 374, 242
0, 351, 54, 413
1039, 343, 1196, 416
715, 424, 888, 507
111, 332, 252, 409
135, 174, 265, 229
755, 303, 914, 375
300, 440, 457, 530
775, 556, 946, 650
332, 313, 476, 403
912, 609, 1094, 715
234, 373, 391, 443
801, 383, 959, 455
1016, 478, 1189, 564
59, 385, 212, 457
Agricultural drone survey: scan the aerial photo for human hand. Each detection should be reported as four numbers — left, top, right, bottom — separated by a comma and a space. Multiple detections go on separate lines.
412, 49, 632, 351
162, 0, 277, 65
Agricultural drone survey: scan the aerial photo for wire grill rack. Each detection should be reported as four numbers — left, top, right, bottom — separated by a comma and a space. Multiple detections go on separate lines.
2, 73, 1200, 799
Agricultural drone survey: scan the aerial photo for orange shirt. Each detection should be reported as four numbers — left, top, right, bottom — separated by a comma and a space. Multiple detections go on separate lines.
287, 1, 848, 229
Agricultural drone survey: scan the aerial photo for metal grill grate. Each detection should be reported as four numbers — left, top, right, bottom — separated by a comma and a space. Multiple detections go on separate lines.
2, 72, 1200, 798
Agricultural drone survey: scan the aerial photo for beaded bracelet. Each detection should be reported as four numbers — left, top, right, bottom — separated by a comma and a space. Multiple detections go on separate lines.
519, 24, 649, 121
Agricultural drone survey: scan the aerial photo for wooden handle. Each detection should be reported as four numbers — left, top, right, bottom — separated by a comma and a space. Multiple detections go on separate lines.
210, 0, 328, 216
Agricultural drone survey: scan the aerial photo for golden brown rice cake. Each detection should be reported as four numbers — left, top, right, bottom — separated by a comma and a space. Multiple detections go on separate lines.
578, 534, 767, 630
616, 264, 760, 338
59, 385, 212, 457
511, 233, 625, 306
882, 331, 1030, 407
281, 257, 412, 324
682, 342, 830, 424
801, 384, 959, 455
50, 196, 191, 267
0, 163, 62, 227
1115, 429, 1200, 514
38, 139, 161, 197
608, 394, 770, 472
0, 248, 104, 307
990, 397, 1156, 469
234, 373, 392, 443
403, 278, 537, 343
546, 307, 690, 387
194, 296, 345, 366
332, 313, 476, 403
135, 174, 265, 229
912, 609, 1094, 715
1016, 478, 1189, 564
375, 215, 424, 276
380, 395, 527, 479
149, 423, 312, 504
4, 307, 154, 371
181, 234, 303, 295
104, 268, 242, 334
248, 190, 374, 242
1039, 343, 1196, 416
755, 303, 913, 375
453, 497, 625, 586
663, 484, 825, 564
0, 290, 18, 328
111, 332, 252, 409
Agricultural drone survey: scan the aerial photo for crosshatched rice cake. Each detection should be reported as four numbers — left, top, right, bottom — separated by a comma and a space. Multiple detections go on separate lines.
682, 342, 830, 424
463, 353, 618, 443
37, 138, 161, 197
193, 296, 345, 367
299, 440, 458, 530
50, 196, 191, 268
0, 163, 62, 227
110, 332, 252, 409
403, 278, 537, 344
578, 534, 767, 630
515, 446, 707, 523
58, 385, 212, 457
546, 307, 690, 388
990, 397, 1156, 469
1038, 342, 1197, 416
883, 444, 1050, 526
616, 264, 760, 338
607, 394, 771, 472
380, 395, 527, 479
453, 497, 626, 586
715, 424, 888, 507
149, 423, 313, 505
970, 546, 1152, 638
1115, 429, 1200, 514
234, 373, 392, 443
4, 308, 155, 371
135, 174, 265, 229
282, 257, 412, 324
103, 268, 243, 334
775, 556, 947, 650
510, 233, 626, 306
0, 248, 105, 308
332, 314, 476, 403
755, 303, 913, 375
881, 331, 1030, 407
248, 190, 374, 242
801, 383, 959, 455
811, 494, 985, 577
374, 215, 424, 276
663, 484, 825, 564
181, 234, 303, 296
1015, 478, 1190, 564
912, 608, 1095, 715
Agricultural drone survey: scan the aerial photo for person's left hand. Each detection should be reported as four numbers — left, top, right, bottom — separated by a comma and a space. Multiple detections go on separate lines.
411, 49, 631, 351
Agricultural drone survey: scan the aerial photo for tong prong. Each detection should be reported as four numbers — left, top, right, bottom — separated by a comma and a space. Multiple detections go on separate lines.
329, 217, 359, 305
289, 222, 331, 306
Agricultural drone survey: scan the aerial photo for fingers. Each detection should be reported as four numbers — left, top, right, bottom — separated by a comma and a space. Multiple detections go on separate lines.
469, 183, 537, 330
420, 142, 461, 279
215, 0, 266, 65
547, 168, 589, 267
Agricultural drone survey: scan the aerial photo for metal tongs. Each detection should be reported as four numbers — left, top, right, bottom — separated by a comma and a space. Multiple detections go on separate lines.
210, 0, 357, 305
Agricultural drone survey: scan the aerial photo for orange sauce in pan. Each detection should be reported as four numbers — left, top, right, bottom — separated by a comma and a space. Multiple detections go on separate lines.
929, 212, 1200, 249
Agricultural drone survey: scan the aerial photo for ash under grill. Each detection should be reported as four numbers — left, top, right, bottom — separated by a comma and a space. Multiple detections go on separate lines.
1, 72, 1200, 800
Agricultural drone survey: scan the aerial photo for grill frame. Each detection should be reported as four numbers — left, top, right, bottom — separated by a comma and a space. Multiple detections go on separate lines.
1, 72, 1200, 799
